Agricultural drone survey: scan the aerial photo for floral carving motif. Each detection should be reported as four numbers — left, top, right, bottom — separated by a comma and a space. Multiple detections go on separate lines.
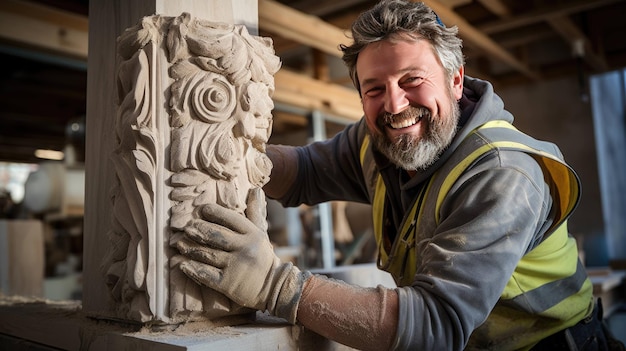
103, 12, 280, 323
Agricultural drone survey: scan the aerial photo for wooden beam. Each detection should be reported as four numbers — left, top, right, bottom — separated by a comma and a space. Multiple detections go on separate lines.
287, 0, 368, 18
271, 111, 307, 134
479, 0, 621, 35
0, 0, 88, 59
473, 0, 607, 72
477, 0, 511, 18
437, 0, 472, 8
0, 0, 87, 30
547, 16, 608, 71
422, 0, 541, 81
274, 69, 362, 121
312, 49, 330, 82
0, 0, 361, 122
428, 0, 502, 84
258, 0, 351, 58
492, 27, 557, 49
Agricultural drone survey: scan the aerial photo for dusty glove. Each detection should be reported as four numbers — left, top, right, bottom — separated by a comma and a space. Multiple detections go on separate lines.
177, 188, 310, 323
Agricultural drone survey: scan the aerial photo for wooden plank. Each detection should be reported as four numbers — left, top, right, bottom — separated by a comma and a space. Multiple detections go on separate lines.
271, 111, 307, 134
286, 0, 367, 17
313, 49, 330, 82
422, 0, 542, 81
0, 299, 86, 350
437, 0, 472, 8
547, 16, 608, 71
0, 1, 88, 59
84, 0, 135, 318
0, 0, 360, 123
429, 0, 503, 83
477, 0, 511, 18
0, 0, 87, 30
494, 27, 557, 49
258, 0, 351, 58
475, 0, 607, 72
479, 0, 622, 35
274, 69, 362, 121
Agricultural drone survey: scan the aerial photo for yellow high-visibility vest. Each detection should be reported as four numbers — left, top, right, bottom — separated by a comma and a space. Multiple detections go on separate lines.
362, 120, 580, 285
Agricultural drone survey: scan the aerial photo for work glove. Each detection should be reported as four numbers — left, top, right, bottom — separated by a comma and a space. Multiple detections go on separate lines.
177, 188, 311, 323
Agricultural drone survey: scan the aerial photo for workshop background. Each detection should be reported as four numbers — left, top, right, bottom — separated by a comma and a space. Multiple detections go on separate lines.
0, 0, 625, 340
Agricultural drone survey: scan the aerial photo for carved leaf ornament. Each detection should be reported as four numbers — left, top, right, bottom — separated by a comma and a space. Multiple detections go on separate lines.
103, 13, 280, 323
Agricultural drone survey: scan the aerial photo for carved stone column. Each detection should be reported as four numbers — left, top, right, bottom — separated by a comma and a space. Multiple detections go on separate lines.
95, 12, 279, 325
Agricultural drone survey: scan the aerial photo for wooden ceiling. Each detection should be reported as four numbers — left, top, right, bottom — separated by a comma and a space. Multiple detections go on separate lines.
1, 0, 625, 164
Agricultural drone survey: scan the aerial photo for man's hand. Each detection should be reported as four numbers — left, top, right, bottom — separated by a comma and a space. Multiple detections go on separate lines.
177, 188, 310, 323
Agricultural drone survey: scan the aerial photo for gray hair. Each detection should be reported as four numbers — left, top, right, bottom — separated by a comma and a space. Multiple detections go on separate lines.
340, 0, 464, 93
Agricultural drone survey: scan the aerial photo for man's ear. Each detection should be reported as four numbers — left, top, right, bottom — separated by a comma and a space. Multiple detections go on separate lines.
452, 66, 464, 100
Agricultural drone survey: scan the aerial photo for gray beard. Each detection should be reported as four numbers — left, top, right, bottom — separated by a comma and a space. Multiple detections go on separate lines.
369, 99, 460, 171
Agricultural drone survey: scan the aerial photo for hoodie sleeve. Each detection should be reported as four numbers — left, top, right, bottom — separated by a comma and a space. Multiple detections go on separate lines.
276, 118, 372, 207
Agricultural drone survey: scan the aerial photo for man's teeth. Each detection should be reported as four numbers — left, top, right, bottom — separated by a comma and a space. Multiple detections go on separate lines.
390, 117, 419, 129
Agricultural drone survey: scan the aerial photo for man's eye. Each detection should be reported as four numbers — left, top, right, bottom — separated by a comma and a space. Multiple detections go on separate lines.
364, 88, 383, 97
404, 77, 422, 84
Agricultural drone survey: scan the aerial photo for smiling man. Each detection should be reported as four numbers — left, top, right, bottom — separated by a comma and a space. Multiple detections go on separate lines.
177, 1, 624, 350
357, 37, 462, 173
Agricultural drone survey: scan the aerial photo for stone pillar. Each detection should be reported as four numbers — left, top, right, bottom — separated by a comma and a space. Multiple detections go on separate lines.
83, 1, 275, 325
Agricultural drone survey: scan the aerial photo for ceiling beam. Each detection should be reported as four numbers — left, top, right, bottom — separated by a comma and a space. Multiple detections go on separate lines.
427, 0, 499, 82
492, 27, 557, 49
546, 16, 608, 71
479, 0, 621, 35
0, 0, 362, 121
475, 0, 608, 73
274, 69, 362, 121
258, 0, 350, 58
0, 0, 87, 30
286, 0, 368, 18
0, 0, 88, 59
437, 0, 472, 8
422, 0, 541, 81
477, 0, 511, 18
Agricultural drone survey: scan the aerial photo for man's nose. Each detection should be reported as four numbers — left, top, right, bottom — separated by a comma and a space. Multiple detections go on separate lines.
384, 86, 409, 114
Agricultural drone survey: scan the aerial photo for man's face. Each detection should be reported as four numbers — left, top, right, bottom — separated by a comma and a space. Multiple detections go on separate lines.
356, 38, 464, 171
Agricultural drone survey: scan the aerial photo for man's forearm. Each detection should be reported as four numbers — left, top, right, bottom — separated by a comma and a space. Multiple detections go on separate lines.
264, 144, 299, 199
296, 275, 399, 351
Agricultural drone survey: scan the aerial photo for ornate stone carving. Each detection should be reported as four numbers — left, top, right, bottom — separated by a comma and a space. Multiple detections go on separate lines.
102, 13, 280, 324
